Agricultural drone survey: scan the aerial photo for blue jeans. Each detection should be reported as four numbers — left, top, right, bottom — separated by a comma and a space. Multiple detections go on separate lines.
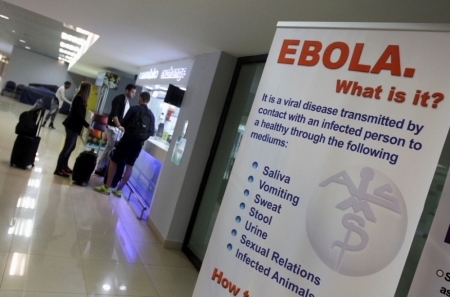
44, 109, 57, 123
55, 127, 78, 172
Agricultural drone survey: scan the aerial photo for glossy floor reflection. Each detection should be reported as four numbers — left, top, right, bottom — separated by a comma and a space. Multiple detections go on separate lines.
0, 96, 198, 296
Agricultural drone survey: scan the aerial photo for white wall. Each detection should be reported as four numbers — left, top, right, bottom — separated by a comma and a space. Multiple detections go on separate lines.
4, 47, 86, 98
148, 51, 237, 246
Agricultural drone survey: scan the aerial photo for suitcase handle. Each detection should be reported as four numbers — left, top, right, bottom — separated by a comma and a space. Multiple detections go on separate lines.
36, 109, 45, 137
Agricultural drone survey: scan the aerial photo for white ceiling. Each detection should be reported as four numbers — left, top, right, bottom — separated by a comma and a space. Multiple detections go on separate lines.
3, 0, 450, 79
0, 1, 87, 62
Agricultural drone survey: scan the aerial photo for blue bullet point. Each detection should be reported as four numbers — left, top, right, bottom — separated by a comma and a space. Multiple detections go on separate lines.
227, 244, 233, 251
244, 190, 249, 196
252, 162, 258, 169
235, 216, 241, 223
231, 229, 237, 236
248, 176, 254, 183
240, 203, 245, 209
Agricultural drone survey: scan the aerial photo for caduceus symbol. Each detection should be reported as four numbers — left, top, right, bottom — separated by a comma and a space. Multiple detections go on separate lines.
319, 167, 402, 271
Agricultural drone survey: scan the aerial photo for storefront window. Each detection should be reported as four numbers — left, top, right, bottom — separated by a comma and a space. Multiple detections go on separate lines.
184, 58, 266, 263
394, 129, 450, 296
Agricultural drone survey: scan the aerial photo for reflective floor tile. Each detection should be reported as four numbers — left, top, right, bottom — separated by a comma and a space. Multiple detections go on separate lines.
0, 224, 14, 252
82, 259, 158, 296
1, 253, 86, 294
133, 241, 194, 268
10, 229, 80, 258
122, 222, 159, 243
145, 265, 198, 297
0, 252, 8, 275
0, 291, 88, 297
75, 212, 121, 238
78, 231, 141, 263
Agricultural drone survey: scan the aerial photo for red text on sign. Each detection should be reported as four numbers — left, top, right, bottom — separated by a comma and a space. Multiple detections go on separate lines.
211, 268, 242, 296
277, 39, 415, 77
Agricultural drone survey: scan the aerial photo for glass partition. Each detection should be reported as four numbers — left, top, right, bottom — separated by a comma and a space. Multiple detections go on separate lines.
183, 57, 266, 264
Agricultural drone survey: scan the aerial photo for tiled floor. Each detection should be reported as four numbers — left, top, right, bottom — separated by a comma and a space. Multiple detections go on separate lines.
0, 95, 198, 296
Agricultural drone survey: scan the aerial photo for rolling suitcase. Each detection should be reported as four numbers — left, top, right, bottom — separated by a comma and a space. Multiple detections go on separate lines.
10, 135, 41, 169
10, 109, 45, 169
72, 130, 108, 186
72, 149, 97, 186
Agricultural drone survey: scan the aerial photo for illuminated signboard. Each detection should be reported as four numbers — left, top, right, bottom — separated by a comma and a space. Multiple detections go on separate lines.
136, 58, 193, 87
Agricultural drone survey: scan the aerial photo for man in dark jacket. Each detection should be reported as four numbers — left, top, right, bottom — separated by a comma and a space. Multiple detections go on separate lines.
95, 84, 136, 175
94, 92, 154, 197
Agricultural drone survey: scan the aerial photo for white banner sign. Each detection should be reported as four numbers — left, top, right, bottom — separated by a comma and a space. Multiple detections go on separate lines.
193, 23, 450, 297
408, 168, 450, 297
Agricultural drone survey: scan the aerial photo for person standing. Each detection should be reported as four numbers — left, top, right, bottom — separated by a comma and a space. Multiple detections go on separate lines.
94, 84, 136, 176
54, 82, 94, 177
94, 92, 154, 196
43, 81, 72, 129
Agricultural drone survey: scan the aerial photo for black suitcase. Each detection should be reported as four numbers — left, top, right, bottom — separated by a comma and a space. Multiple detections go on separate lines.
103, 148, 125, 188
10, 109, 45, 169
10, 135, 41, 169
72, 149, 97, 186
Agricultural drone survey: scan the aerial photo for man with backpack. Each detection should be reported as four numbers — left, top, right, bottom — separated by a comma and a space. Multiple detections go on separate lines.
94, 91, 155, 197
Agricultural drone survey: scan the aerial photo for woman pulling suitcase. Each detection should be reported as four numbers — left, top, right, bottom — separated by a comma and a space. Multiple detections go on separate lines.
54, 82, 94, 177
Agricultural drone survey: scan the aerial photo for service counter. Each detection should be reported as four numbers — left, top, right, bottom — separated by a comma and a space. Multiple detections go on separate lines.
126, 137, 169, 219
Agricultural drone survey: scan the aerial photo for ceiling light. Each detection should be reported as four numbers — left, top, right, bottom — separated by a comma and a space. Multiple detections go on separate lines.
58, 57, 72, 63
76, 27, 90, 35
19, 40, 25, 43
11, 30, 15, 33
59, 48, 76, 56
60, 41, 80, 52
64, 23, 91, 35
25, 46, 30, 50
0, 14, 9, 19
61, 32, 85, 46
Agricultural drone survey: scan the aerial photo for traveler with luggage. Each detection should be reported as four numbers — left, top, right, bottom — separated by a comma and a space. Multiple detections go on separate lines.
94, 83, 136, 176
54, 82, 94, 177
42, 81, 72, 129
94, 91, 154, 197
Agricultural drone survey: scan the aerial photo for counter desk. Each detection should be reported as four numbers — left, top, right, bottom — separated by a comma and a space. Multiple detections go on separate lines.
126, 137, 169, 219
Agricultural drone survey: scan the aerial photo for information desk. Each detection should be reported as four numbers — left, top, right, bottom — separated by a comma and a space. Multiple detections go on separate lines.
126, 137, 168, 219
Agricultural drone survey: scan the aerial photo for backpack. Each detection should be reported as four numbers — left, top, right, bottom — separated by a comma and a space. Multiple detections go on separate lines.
15, 110, 40, 137
129, 106, 154, 141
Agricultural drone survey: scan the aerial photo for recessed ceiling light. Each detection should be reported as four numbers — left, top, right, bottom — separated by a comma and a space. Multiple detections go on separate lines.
76, 27, 90, 35
25, 46, 30, 50
19, 40, 25, 43
61, 32, 85, 46
11, 30, 15, 33
0, 15, 9, 19
60, 41, 80, 52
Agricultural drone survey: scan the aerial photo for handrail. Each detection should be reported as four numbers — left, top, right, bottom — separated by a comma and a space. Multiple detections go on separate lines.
125, 182, 149, 220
